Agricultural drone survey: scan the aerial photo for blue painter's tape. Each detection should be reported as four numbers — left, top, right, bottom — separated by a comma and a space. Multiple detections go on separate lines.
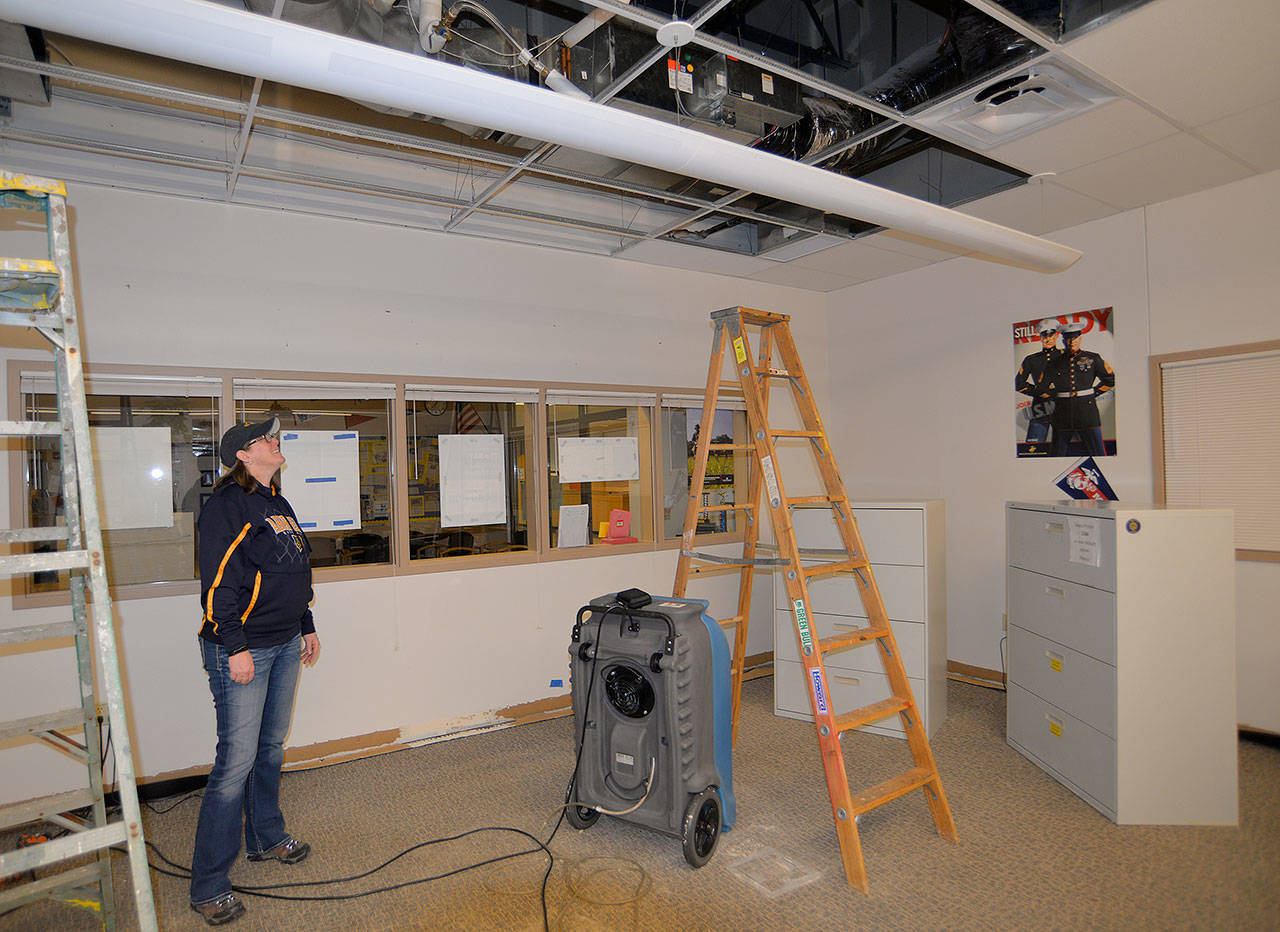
304, 476, 337, 483
549, 679, 564, 688
283, 433, 299, 441
333, 519, 354, 526
333, 432, 357, 440
299, 522, 317, 528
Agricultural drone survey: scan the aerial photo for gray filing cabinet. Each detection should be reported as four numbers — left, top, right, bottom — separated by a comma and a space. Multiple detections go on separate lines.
775, 500, 946, 739
1005, 501, 1238, 824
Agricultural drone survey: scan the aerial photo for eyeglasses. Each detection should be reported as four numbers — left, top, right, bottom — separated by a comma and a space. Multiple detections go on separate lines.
244, 433, 279, 450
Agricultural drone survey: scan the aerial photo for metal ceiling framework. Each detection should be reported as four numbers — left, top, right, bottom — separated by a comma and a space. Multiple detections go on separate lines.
0, 0, 1142, 265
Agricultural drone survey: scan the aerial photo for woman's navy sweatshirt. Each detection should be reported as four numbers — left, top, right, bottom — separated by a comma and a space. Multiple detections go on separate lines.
198, 480, 315, 655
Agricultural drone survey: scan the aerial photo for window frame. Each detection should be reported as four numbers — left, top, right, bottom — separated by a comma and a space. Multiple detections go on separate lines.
657, 391, 750, 547
7, 360, 747, 608
1149, 338, 1280, 563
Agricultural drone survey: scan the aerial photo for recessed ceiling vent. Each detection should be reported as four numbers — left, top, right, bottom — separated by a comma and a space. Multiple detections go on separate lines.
916, 62, 1116, 150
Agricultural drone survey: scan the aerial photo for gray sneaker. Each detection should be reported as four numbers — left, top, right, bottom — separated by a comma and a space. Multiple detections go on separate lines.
246, 836, 310, 864
190, 892, 245, 926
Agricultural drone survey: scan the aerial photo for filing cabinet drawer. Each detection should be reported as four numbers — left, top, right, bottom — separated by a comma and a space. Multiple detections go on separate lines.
1007, 683, 1117, 816
1008, 566, 1116, 664
775, 660, 925, 738
1008, 624, 1116, 737
790, 507, 924, 565
780, 563, 925, 622
1007, 506, 1116, 591
775, 609, 925, 677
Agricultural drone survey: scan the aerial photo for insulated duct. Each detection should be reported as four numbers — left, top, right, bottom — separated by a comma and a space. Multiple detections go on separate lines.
0, 0, 1082, 272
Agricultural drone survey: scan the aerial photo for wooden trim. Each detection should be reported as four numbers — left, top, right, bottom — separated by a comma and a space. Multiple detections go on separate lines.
947, 660, 1006, 689
1236, 549, 1280, 564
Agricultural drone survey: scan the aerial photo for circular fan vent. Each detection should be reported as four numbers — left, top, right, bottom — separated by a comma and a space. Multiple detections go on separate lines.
603, 665, 655, 719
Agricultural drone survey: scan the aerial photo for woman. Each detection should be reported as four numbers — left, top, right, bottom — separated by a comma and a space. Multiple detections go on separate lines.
190, 416, 321, 926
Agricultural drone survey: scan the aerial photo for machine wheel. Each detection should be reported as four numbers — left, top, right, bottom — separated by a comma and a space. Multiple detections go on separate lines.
565, 799, 599, 830
681, 788, 722, 868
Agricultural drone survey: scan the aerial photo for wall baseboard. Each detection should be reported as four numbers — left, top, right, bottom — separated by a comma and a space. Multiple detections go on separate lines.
947, 660, 1006, 690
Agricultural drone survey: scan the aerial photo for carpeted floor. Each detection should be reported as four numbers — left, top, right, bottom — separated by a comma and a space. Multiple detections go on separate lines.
4, 677, 1278, 931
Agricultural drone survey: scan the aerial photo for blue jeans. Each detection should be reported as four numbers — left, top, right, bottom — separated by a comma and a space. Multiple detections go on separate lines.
190, 634, 301, 905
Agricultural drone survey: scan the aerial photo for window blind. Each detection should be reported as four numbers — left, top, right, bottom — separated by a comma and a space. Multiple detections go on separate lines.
233, 379, 396, 400
1160, 349, 1280, 552
22, 372, 222, 398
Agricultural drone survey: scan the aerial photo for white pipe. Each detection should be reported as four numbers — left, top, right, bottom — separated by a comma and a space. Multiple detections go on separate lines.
1, 0, 1082, 272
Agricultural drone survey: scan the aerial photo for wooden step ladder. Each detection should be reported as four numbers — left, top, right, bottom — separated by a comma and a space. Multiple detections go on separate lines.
673, 306, 957, 893
0, 171, 158, 930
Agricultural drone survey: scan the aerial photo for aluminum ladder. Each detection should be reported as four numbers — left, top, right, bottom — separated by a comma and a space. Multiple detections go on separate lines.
673, 306, 957, 893
0, 171, 158, 930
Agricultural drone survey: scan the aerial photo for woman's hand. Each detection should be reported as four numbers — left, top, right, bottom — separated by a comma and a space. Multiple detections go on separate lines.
229, 650, 255, 684
302, 632, 321, 668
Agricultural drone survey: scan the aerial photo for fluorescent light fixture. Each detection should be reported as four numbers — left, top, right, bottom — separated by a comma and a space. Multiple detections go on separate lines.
0, 0, 1083, 272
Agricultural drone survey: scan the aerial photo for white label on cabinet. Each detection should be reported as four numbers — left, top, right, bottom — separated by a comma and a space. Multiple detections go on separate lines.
1068, 516, 1101, 566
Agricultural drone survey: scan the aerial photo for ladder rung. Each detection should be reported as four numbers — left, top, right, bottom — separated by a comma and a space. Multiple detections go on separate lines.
0, 309, 62, 329
0, 822, 128, 874
0, 420, 62, 437
833, 696, 911, 734
697, 503, 752, 513
0, 526, 71, 544
788, 496, 837, 507
707, 443, 753, 451
0, 621, 78, 645
0, 550, 92, 576
820, 625, 890, 653
726, 307, 788, 326
716, 615, 744, 628
0, 258, 61, 310
771, 429, 823, 438
0, 862, 107, 913
802, 558, 869, 578
849, 767, 938, 816
761, 368, 794, 378
0, 788, 98, 833
0, 707, 87, 742
682, 549, 789, 567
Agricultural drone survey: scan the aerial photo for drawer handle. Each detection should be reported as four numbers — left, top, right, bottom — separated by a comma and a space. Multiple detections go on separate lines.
1044, 585, 1065, 598
1045, 714, 1063, 737
1045, 650, 1064, 672
832, 675, 861, 687
1044, 520, 1065, 533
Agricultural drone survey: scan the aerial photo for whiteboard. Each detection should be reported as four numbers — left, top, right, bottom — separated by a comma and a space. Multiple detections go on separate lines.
90, 426, 173, 530
439, 433, 507, 527
557, 436, 639, 483
281, 430, 360, 532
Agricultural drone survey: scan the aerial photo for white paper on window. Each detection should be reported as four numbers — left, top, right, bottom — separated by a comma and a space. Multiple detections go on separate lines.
557, 504, 589, 547
439, 433, 507, 527
280, 430, 360, 532
557, 437, 640, 483
90, 427, 174, 530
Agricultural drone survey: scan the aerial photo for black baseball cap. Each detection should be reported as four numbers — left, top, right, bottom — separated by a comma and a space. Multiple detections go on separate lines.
219, 416, 280, 468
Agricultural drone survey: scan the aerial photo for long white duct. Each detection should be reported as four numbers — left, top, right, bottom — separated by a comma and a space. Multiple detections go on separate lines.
0, 0, 1083, 272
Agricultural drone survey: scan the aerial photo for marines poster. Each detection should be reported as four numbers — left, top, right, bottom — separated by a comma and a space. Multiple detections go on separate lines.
1013, 307, 1116, 458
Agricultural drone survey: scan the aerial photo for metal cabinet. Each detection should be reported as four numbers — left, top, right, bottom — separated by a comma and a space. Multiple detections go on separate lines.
1005, 501, 1238, 824
774, 500, 946, 739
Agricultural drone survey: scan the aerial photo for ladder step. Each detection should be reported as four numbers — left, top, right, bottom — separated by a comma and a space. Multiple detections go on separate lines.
0, 822, 128, 875
0, 550, 92, 576
0, 788, 98, 833
0, 308, 63, 329
849, 767, 938, 816
820, 625, 890, 653
771, 429, 824, 438
0, 707, 87, 742
802, 558, 869, 578
833, 696, 912, 734
760, 367, 794, 378
0, 862, 108, 914
716, 614, 744, 628
707, 443, 753, 451
0, 420, 62, 437
0, 258, 61, 310
725, 307, 787, 326
682, 549, 789, 567
697, 503, 753, 513
0, 526, 71, 544
787, 495, 838, 507
0, 621, 78, 645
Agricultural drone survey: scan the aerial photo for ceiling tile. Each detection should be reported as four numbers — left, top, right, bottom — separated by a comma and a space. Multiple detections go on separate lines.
1051, 133, 1255, 210
958, 180, 1119, 234
986, 98, 1178, 174
617, 239, 775, 277
1195, 99, 1280, 173
747, 264, 863, 292
786, 241, 933, 278
1065, 0, 1280, 128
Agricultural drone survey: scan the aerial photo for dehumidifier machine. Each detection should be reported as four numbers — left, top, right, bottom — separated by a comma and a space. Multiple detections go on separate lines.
565, 589, 736, 866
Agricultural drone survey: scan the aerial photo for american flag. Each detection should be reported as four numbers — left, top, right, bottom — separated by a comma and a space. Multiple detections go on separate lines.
454, 402, 485, 434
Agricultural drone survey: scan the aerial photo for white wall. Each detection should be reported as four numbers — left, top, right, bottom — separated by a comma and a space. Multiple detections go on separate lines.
826, 168, 1280, 732
0, 183, 826, 803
